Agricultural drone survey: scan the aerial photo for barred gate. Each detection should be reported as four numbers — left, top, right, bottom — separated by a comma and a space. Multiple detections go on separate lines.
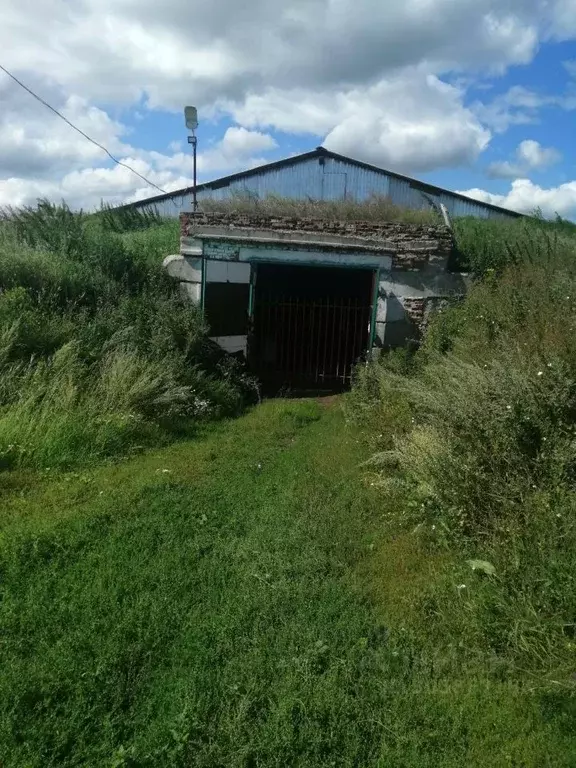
250, 294, 372, 389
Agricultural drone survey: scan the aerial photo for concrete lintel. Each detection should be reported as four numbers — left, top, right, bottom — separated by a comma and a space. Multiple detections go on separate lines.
190, 227, 395, 255
238, 246, 392, 270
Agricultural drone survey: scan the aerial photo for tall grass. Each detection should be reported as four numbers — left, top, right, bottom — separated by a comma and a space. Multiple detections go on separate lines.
349, 221, 576, 676
0, 202, 256, 470
199, 191, 440, 225
451, 212, 576, 275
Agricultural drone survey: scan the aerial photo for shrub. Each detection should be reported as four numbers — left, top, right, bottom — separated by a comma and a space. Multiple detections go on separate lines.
0, 204, 256, 469
349, 215, 576, 669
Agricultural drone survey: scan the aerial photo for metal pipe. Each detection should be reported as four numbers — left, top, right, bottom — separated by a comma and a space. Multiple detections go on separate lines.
193, 135, 198, 212
188, 134, 198, 211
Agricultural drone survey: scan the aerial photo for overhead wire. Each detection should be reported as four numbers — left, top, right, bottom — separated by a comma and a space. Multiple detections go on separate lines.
0, 63, 185, 207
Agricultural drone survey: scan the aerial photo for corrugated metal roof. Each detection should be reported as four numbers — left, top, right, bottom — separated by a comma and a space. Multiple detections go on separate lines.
124, 146, 521, 220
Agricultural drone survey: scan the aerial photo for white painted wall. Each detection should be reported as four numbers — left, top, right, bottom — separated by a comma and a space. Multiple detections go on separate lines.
205, 260, 251, 284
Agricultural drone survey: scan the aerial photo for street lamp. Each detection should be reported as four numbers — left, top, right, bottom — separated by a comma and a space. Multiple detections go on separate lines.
184, 106, 199, 212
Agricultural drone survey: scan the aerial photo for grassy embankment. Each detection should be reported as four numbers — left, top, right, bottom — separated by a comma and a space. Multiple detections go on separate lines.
347, 211, 576, 748
1, 203, 576, 765
0, 202, 256, 472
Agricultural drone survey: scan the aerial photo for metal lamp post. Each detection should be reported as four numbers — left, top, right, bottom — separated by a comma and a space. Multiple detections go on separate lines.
184, 106, 199, 212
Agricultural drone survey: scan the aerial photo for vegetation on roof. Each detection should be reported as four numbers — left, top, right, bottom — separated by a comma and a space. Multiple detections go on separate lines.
198, 192, 440, 225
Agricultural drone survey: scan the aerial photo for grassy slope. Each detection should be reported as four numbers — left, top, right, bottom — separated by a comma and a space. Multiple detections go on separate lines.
1, 400, 573, 767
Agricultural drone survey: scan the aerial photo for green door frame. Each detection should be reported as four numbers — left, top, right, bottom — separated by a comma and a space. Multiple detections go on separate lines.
248, 262, 257, 320
368, 268, 380, 355
200, 257, 206, 311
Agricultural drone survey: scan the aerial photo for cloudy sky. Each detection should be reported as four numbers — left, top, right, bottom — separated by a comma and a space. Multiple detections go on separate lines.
1, 0, 576, 217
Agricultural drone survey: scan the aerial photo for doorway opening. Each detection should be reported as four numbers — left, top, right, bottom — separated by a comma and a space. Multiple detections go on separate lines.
249, 262, 375, 394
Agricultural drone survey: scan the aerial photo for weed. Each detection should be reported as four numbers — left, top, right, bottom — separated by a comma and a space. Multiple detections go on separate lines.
1, 401, 573, 766
348, 214, 576, 685
200, 190, 440, 225
0, 205, 254, 469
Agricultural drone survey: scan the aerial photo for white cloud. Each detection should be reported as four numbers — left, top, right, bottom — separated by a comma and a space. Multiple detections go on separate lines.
0, 75, 131, 179
458, 179, 576, 218
225, 72, 490, 174
551, 0, 576, 38
1, 0, 576, 206
215, 127, 277, 157
322, 75, 490, 173
487, 139, 561, 178
472, 85, 576, 133
517, 139, 560, 167
1, 0, 573, 110
0, 124, 278, 209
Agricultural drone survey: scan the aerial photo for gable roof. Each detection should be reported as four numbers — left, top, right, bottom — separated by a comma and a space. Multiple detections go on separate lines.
129, 146, 521, 219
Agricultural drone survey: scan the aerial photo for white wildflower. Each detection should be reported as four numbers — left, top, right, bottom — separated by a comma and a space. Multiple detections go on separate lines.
457, 584, 466, 591
537, 371, 543, 376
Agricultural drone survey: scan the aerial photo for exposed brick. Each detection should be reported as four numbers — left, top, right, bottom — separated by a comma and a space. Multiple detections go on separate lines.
403, 296, 455, 333
180, 212, 453, 270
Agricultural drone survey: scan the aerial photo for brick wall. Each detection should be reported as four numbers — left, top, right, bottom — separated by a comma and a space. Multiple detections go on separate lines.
180, 212, 453, 270
403, 296, 457, 333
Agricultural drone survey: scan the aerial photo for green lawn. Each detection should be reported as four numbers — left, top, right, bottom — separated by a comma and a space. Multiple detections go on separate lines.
0, 400, 573, 767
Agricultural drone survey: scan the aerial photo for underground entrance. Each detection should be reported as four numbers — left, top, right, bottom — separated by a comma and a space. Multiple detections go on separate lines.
248, 262, 375, 393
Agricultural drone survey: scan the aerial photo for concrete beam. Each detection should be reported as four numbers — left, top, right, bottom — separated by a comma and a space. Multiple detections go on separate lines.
188, 226, 397, 253
238, 246, 392, 270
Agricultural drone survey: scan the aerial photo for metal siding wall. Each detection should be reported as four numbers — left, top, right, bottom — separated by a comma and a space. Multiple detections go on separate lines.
223, 157, 324, 200
388, 178, 429, 210
321, 157, 391, 200
131, 155, 519, 220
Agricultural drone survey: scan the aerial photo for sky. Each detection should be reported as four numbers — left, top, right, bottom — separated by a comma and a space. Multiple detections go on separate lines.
1, 0, 576, 218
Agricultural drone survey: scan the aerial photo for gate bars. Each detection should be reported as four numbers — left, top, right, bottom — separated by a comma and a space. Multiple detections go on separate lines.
252, 294, 372, 387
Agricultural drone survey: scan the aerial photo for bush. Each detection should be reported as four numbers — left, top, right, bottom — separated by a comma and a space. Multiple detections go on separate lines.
348, 215, 576, 670
0, 204, 257, 470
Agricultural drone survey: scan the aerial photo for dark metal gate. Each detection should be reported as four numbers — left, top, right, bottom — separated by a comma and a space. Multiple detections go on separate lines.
249, 294, 372, 390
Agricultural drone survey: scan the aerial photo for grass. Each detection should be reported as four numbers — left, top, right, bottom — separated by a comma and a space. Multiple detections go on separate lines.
344, 214, 576, 762
197, 191, 440, 225
451, 212, 576, 275
1, 399, 575, 767
0, 202, 254, 471
2, 198, 576, 765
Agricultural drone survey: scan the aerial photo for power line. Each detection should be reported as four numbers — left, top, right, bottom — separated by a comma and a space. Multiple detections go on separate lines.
0, 63, 183, 205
